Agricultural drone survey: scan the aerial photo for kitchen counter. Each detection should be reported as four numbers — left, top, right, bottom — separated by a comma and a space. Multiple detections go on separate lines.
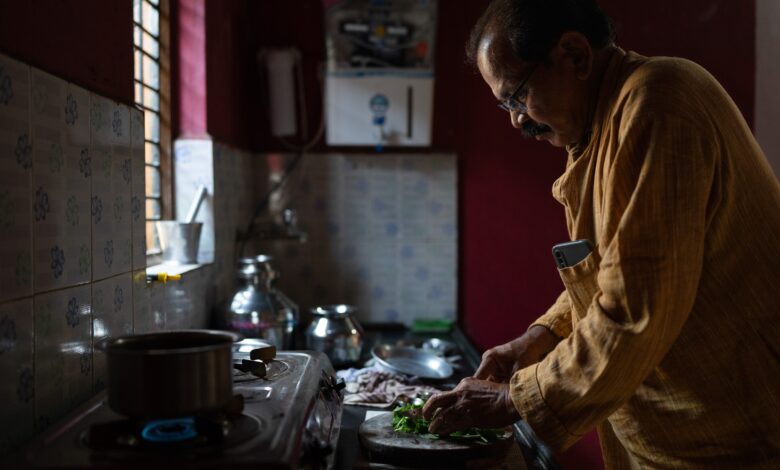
333, 324, 528, 470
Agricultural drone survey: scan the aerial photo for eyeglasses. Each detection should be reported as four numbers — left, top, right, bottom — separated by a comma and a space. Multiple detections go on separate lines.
497, 64, 538, 114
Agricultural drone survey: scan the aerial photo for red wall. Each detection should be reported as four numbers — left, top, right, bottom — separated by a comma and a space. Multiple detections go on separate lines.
0, 0, 133, 104
204, 0, 255, 149
455, 0, 756, 351
175, 0, 263, 149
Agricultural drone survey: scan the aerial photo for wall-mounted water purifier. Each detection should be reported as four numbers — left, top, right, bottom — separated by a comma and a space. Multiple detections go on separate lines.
324, 0, 437, 148
326, 71, 433, 146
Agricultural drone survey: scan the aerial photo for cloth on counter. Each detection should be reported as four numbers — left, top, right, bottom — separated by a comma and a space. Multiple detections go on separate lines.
336, 365, 441, 407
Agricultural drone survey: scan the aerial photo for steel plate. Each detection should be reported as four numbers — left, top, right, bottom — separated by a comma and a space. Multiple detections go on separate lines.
371, 345, 453, 379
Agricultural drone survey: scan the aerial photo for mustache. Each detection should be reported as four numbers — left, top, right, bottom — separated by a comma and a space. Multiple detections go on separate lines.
521, 119, 552, 138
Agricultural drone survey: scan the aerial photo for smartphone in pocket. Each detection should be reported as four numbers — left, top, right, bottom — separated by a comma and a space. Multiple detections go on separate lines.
552, 239, 593, 269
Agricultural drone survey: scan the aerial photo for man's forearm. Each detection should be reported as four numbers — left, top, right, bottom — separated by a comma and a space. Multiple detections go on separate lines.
527, 325, 561, 360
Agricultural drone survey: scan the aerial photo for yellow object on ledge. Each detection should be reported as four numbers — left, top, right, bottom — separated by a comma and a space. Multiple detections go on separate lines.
146, 273, 182, 283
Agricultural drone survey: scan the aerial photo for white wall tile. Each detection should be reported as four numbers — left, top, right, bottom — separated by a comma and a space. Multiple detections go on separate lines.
90, 95, 132, 280
31, 68, 92, 292
33, 285, 92, 433
259, 153, 457, 326
0, 54, 33, 302
130, 107, 146, 270
91, 273, 132, 392
0, 298, 34, 455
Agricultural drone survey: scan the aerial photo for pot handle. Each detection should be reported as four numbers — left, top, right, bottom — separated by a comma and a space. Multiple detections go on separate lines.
94, 337, 112, 352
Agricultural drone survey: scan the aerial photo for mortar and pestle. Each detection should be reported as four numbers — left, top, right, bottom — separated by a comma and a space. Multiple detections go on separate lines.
156, 185, 208, 265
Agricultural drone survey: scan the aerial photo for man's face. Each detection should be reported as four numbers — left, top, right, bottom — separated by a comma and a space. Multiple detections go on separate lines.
477, 32, 590, 148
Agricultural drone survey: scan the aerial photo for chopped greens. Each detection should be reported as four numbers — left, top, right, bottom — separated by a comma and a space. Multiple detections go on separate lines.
391, 403, 507, 443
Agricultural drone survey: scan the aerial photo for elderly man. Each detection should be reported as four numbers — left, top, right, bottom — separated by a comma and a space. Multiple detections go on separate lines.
422, 0, 780, 468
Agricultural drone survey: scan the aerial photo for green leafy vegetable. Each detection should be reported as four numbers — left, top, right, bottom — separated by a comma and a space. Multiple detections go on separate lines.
391, 403, 506, 443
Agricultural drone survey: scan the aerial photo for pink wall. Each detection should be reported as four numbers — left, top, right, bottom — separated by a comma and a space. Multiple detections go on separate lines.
175, 0, 258, 149
177, 0, 207, 137
204, 0, 255, 149
0, 0, 133, 104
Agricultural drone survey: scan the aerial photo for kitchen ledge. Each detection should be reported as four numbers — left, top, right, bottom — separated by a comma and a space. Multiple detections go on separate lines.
145, 262, 211, 277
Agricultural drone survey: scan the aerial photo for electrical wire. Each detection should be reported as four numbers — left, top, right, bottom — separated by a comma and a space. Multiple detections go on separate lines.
238, 53, 325, 258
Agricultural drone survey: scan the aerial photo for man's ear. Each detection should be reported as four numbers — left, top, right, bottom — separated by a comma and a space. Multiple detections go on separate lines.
557, 31, 593, 80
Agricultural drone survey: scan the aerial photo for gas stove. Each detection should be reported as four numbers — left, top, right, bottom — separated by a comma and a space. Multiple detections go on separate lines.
15, 350, 343, 469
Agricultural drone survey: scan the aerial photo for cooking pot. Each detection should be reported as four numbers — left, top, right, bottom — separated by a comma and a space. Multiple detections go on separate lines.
222, 255, 298, 349
304, 304, 364, 367
98, 330, 241, 419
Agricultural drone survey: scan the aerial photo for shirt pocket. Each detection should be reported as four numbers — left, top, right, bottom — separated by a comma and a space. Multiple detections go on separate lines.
557, 246, 601, 323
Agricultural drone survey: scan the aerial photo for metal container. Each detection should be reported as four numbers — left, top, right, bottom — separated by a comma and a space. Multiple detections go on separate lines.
305, 304, 364, 367
222, 255, 298, 350
98, 330, 240, 419
371, 344, 453, 379
156, 221, 203, 265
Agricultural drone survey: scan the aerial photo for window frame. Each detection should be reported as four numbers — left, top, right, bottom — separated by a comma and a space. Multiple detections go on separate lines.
133, 0, 172, 259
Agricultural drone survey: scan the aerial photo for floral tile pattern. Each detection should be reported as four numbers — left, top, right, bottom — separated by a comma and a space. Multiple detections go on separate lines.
0, 298, 34, 455
258, 153, 457, 325
209, 143, 255, 304
130, 107, 146, 270
0, 54, 33, 302
31, 68, 92, 292
0, 55, 222, 458
91, 94, 132, 281
91, 273, 132, 392
33, 285, 92, 434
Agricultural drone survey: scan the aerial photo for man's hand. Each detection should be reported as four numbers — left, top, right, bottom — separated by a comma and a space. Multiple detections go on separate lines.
421, 378, 520, 435
474, 325, 561, 383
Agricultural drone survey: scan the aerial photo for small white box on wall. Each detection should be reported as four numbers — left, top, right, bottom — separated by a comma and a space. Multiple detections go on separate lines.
325, 71, 434, 147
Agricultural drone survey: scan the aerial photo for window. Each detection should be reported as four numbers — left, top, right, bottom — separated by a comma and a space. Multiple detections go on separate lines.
133, 0, 171, 254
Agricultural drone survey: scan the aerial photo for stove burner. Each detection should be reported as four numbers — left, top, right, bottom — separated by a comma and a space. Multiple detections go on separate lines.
83, 413, 262, 454
141, 417, 198, 443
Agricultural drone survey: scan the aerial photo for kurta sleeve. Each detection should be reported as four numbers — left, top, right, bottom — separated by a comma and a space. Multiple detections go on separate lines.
509, 95, 719, 450
529, 290, 573, 339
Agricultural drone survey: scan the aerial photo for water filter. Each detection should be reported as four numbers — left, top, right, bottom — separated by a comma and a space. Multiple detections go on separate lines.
324, 0, 437, 147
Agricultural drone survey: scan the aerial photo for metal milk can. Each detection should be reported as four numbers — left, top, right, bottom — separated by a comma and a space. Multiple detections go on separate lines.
222, 255, 298, 349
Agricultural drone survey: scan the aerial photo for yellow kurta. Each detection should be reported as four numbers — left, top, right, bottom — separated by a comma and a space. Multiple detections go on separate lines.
510, 47, 780, 469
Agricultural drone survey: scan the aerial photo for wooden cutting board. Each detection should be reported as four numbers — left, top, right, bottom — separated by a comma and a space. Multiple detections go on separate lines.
358, 413, 515, 469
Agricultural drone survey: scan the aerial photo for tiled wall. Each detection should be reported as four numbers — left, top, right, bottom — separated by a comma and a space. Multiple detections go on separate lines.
0, 54, 212, 456
0, 53, 457, 456
174, 148, 458, 328
254, 153, 458, 326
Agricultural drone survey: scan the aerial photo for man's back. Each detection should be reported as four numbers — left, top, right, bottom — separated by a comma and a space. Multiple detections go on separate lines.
563, 49, 780, 468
